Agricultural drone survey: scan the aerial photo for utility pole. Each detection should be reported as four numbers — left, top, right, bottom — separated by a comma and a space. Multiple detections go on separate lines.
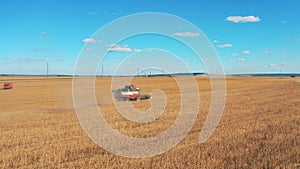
47, 62, 49, 76
138, 67, 140, 76
101, 65, 104, 76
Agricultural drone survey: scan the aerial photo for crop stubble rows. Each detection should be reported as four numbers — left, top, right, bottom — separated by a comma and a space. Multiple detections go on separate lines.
0, 76, 299, 168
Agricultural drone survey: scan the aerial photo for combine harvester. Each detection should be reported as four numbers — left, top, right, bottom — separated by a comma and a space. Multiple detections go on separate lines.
112, 85, 151, 101
3, 82, 13, 90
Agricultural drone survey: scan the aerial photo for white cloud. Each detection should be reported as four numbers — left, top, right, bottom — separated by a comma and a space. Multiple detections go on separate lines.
106, 44, 116, 48
213, 40, 220, 43
82, 38, 103, 43
18, 57, 49, 64
231, 53, 240, 57
216, 44, 232, 48
134, 49, 142, 53
264, 50, 269, 54
242, 50, 251, 54
107, 44, 132, 52
39, 32, 52, 40
283, 37, 300, 41
53, 55, 64, 60
237, 58, 246, 62
226, 15, 261, 23
268, 63, 280, 68
173, 32, 201, 37
106, 44, 141, 53
203, 57, 211, 62
45, 36, 52, 40
21, 56, 65, 63
268, 63, 288, 68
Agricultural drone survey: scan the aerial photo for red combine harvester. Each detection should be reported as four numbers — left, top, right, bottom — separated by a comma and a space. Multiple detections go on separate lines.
112, 85, 151, 101
3, 82, 13, 90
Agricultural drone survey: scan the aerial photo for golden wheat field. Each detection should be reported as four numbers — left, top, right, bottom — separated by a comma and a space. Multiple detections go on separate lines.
0, 76, 299, 168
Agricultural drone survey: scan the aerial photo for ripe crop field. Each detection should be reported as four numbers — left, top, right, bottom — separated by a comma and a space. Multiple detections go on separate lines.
0, 76, 299, 168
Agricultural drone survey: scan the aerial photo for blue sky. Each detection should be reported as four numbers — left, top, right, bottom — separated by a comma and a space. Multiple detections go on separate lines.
1, 0, 299, 75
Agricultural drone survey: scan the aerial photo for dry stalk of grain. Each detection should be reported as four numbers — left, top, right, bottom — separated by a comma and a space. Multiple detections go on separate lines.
0, 76, 299, 168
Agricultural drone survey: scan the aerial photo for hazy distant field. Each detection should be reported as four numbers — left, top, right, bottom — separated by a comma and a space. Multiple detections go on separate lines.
0, 76, 299, 168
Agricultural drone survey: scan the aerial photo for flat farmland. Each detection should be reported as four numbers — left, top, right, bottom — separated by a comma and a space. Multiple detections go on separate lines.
0, 76, 299, 168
